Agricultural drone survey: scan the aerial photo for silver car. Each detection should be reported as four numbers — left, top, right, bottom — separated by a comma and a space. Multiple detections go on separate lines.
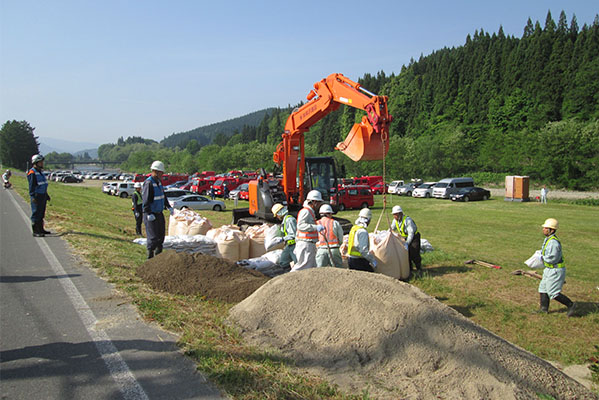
171, 195, 226, 211
412, 182, 437, 198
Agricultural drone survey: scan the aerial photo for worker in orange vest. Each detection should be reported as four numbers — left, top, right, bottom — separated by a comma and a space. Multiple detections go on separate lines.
316, 204, 344, 268
292, 190, 324, 271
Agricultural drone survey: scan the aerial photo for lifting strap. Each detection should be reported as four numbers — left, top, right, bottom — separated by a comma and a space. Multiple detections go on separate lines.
374, 129, 391, 233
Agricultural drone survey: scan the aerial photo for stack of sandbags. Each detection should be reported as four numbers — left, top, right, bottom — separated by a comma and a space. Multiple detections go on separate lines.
206, 225, 249, 262
244, 224, 269, 258
168, 208, 212, 236
370, 230, 410, 280
133, 234, 217, 256
237, 250, 287, 277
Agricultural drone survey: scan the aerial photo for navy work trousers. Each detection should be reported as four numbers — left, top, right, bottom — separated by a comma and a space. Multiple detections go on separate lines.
144, 212, 165, 251
30, 194, 47, 223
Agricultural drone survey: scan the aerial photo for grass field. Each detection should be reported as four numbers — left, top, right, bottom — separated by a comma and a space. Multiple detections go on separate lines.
11, 176, 599, 397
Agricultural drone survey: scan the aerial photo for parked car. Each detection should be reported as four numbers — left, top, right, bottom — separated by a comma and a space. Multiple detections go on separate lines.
228, 183, 249, 200
114, 182, 136, 198
61, 174, 83, 183
330, 185, 373, 211
397, 182, 422, 197
164, 189, 193, 203
433, 177, 475, 199
171, 195, 226, 211
165, 180, 189, 189
371, 182, 388, 195
412, 182, 437, 198
450, 187, 491, 202
387, 180, 405, 194
102, 182, 119, 194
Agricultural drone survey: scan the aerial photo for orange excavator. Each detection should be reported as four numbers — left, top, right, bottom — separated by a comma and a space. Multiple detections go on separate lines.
234, 73, 392, 228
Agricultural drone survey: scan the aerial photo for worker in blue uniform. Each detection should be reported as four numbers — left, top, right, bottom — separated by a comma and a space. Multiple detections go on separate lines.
27, 154, 51, 237
142, 161, 173, 258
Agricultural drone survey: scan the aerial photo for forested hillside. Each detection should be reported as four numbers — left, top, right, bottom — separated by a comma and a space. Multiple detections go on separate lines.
98, 11, 599, 190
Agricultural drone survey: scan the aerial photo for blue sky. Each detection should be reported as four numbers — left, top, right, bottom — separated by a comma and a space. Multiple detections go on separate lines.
0, 0, 597, 146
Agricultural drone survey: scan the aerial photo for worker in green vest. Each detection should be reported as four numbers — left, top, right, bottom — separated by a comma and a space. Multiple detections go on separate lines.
537, 218, 576, 316
131, 182, 143, 235
271, 203, 297, 270
347, 208, 377, 272
391, 205, 422, 273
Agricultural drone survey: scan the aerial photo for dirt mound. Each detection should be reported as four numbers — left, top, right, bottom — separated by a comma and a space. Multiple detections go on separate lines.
229, 268, 594, 400
138, 250, 269, 302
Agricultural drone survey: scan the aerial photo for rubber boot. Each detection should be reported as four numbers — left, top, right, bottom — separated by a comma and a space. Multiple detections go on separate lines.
555, 293, 576, 317
41, 220, 51, 235
536, 293, 549, 313
155, 246, 163, 256
147, 249, 154, 259
32, 222, 44, 237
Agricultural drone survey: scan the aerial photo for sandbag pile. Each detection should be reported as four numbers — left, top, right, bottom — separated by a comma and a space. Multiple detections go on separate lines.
206, 225, 250, 262
237, 250, 288, 277
168, 208, 212, 236
133, 234, 217, 256
244, 224, 269, 258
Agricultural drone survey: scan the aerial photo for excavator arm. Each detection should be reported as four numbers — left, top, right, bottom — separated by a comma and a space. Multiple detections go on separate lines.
273, 73, 392, 205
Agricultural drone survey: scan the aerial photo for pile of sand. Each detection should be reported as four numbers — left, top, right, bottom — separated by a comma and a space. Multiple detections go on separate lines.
137, 250, 269, 302
229, 268, 594, 399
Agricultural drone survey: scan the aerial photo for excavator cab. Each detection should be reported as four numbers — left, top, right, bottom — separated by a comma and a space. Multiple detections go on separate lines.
305, 157, 337, 203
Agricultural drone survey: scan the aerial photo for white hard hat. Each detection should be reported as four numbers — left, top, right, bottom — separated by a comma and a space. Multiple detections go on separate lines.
31, 154, 45, 164
359, 207, 372, 220
542, 218, 559, 230
319, 204, 333, 214
134, 182, 142, 188
271, 203, 285, 216
392, 205, 403, 214
150, 160, 165, 172
306, 190, 323, 202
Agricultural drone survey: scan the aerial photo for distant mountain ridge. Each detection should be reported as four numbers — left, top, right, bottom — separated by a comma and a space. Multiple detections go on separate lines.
38, 137, 99, 156
161, 108, 276, 148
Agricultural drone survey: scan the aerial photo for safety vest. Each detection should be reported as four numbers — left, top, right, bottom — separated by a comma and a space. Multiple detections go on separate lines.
28, 168, 48, 194
132, 191, 142, 210
347, 225, 365, 257
145, 176, 165, 214
393, 216, 418, 239
296, 207, 318, 241
317, 217, 339, 247
542, 235, 564, 268
282, 214, 295, 245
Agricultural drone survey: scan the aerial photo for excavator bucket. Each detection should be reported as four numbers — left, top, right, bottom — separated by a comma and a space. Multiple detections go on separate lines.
336, 121, 389, 161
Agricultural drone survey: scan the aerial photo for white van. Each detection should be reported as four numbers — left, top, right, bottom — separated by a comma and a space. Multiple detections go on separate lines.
432, 177, 474, 199
387, 180, 405, 194
114, 182, 137, 198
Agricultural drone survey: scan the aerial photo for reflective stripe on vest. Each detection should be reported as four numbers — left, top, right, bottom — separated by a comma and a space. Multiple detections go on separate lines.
317, 217, 339, 247
542, 235, 564, 268
29, 168, 48, 194
282, 214, 295, 245
347, 225, 364, 257
393, 216, 417, 238
296, 207, 318, 241
146, 176, 165, 213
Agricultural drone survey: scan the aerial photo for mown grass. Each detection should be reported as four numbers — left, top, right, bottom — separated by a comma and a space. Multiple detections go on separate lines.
12, 176, 599, 395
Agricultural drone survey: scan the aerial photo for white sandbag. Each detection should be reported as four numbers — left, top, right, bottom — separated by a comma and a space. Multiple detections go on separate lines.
207, 225, 249, 262
187, 217, 212, 236
168, 214, 179, 236
370, 230, 410, 280
420, 238, 434, 253
133, 234, 217, 256
525, 250, 544, 269
237, 257, 276, 271
262, 249, 283, 264
264, 224, 285, 252
245, 224, 269, 258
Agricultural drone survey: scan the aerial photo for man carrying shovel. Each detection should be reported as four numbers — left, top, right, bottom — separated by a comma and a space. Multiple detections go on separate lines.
536, 218, 576, 316
316, 204, 344, 268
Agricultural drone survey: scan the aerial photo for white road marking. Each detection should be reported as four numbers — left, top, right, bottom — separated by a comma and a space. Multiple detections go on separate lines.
7, 190, 149, 400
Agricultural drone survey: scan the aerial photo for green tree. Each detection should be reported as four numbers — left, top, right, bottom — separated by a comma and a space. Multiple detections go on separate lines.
0, 120, 39, 170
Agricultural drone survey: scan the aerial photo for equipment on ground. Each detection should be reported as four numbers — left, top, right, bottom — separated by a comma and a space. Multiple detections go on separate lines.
511, 269, 543, 280
465, 259, 502, 269
234, 74, 391, 231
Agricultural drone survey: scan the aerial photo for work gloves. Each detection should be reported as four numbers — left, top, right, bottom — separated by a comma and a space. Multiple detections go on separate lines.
168, 207, 174, 215
273, 237, 284, 245
404, 243, 409, 251
147, 214, 156, 222
371, 259, 378, 268
316, 225, 325, 233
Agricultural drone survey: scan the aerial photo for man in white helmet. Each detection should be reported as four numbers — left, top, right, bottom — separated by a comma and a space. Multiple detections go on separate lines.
142, 161, 173, 258
347, 207, 377, 272
292, 190, 325, 271
27, 154, 51, 236
536, 218, 576, 316
131, 182, 143, 235
391, 205, 422, 273
316, 204, 344, 268
271, 203, 297, 270
2, 169, 11, 188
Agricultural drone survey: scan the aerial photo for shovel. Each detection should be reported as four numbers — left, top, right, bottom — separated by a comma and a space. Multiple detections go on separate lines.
511, 269, 543, 280
465, 259, 501, 269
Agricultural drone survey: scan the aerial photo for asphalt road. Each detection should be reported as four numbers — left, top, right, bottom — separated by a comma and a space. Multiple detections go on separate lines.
0, 187, 226, 400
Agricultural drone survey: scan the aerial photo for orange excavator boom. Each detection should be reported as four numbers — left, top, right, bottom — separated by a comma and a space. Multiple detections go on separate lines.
274, 73, 392, 205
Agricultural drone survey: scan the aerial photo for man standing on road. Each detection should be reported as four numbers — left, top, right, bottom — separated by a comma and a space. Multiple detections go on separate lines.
347, 208, 377, 272
271, 203, 297, 270
131, 182, 143, 236
391, 205, 422, 273
293, 190, 324, 271
27, 154, 51, 237
316, 204, 344, 268
3, 169, 12, 189
142, 161, 173, 259
536, 218, 576, 317
540, 185, 548, 204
